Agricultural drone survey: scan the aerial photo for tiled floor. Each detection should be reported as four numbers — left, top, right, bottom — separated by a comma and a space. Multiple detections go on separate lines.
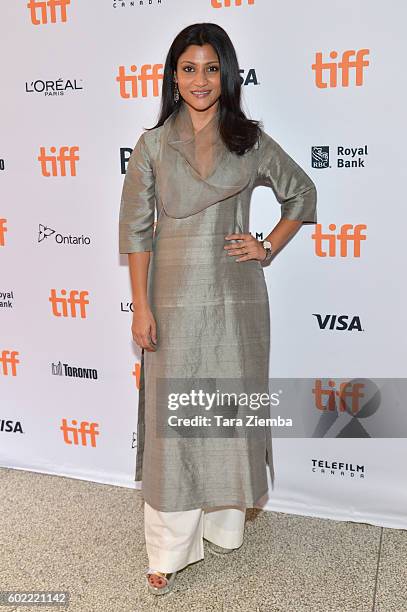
1, 467, 405, 611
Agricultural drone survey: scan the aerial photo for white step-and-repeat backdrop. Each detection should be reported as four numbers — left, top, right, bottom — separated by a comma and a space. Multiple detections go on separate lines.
1, 1, 406, 529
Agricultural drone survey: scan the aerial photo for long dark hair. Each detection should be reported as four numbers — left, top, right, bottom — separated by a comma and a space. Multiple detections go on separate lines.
148, 22, 262, 156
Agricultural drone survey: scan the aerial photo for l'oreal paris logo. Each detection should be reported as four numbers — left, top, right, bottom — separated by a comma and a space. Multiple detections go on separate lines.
25, 78, 83, 96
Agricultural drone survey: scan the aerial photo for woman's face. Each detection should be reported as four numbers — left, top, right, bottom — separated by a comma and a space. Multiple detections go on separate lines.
175, 43, 221, 112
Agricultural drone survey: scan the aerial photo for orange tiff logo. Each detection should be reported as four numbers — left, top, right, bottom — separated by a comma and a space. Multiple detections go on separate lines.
211, 0, 254, 6
0, 218, 7, 246
38, 146, 80, 177
49, 289, 89, 318
211, 0, 254, 8
0, 350, 20, 376
60, 419, 100, 447
133, 360, 142, 390
312, 224, 367, 257
116, 64, 163, 98
312, 49, 370, 88
27, 0, 70, 25
313, 380, 365, 415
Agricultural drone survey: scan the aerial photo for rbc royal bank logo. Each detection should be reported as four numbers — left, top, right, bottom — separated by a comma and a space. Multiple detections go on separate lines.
312, 147, 329, 169
312, 146, 369, 169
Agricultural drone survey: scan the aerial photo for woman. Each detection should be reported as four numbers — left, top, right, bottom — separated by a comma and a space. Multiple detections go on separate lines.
119, 22, 317, 595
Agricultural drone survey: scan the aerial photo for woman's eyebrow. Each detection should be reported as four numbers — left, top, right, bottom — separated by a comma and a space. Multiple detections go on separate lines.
180, 60, 220, 65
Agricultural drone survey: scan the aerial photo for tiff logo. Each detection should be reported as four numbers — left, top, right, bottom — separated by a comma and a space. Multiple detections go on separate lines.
38, 146, 79, 177
132, 360, 142, 390
313, 380, 365, 415
27, 0, 70, 25
116, 64, 163, 98
312, 49, 370, 88
211, 0, 254, 7
0, 218, 7, 246
312, 224, 367, 257
49, 289, 89, 318
60, 418, 99, 447
0, 350, 20, 376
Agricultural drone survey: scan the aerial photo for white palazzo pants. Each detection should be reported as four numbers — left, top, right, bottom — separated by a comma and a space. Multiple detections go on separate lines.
144, 501, 246, 573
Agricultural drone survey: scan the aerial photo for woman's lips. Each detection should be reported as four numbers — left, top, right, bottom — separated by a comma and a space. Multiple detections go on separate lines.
191, 90, 211, 98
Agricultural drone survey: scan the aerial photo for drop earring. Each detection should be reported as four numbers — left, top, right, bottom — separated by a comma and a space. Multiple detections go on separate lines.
173, 81, 180, 103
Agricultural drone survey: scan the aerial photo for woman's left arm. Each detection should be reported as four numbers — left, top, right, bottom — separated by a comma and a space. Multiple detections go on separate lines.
225, 130, 317, 262
256, 129, 317, 255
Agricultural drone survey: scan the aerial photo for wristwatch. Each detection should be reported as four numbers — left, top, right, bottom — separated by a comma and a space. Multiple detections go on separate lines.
260, 239, 273, 264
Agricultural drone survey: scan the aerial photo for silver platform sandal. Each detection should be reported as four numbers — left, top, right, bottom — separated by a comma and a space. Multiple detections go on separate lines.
205, 540, 236, 555
145, 568, 178, 596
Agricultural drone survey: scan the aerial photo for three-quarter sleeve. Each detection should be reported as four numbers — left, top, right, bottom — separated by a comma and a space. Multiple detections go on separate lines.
256, 130, 317, 223
119, 132, 156, 253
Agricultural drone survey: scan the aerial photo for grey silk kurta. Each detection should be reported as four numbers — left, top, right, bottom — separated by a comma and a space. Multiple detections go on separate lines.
119, 102, 317, 512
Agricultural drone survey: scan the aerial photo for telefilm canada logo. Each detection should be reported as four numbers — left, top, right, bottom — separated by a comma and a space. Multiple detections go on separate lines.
38, 224, 91, 246
25, 77, 83, 97
111, 0, 165, 9
52, 361, 98, 380
311, 145, 369, 169
312, 458, 366, 479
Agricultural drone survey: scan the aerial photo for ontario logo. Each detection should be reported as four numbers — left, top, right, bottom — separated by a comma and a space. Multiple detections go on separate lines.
38, 224, 91, 246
